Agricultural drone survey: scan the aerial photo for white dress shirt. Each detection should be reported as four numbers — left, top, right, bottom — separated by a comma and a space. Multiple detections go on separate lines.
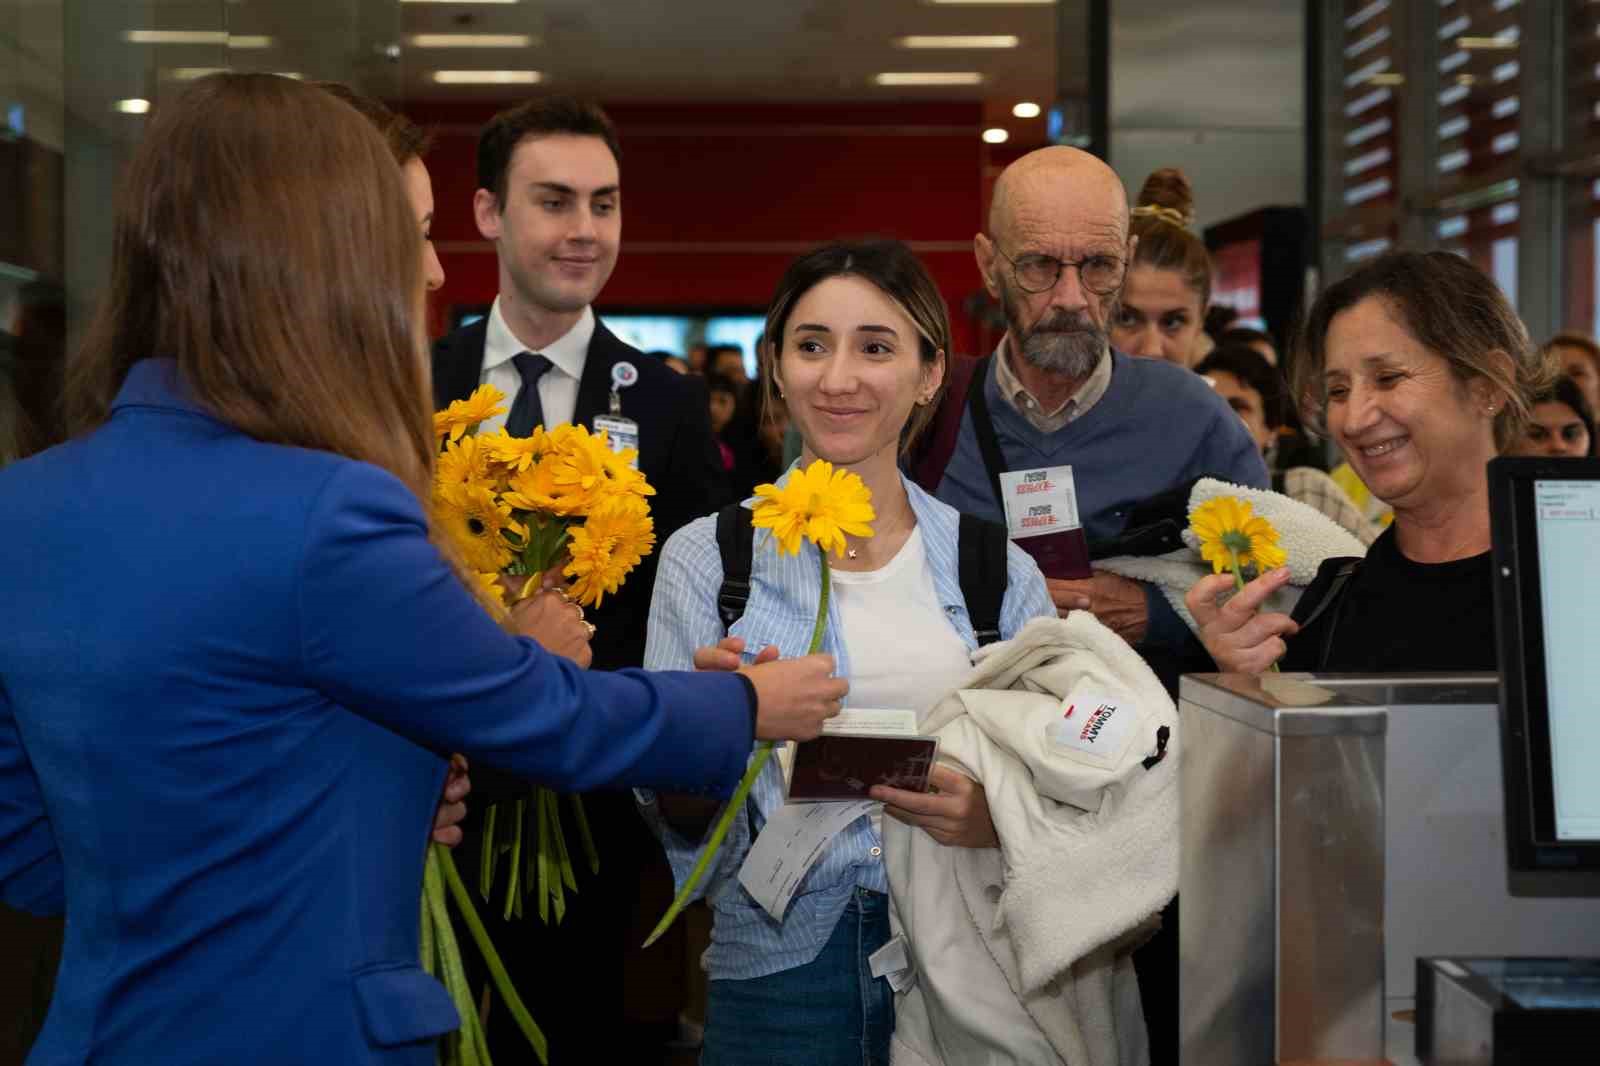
478, 297, 595, 432
992, 338, 1112, 434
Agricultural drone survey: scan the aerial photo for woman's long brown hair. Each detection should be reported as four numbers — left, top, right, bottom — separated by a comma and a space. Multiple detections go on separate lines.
64, 73, 433, 502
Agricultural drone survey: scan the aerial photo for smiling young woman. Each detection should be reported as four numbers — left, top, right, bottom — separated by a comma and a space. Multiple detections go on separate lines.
640, 239, 1054, 1066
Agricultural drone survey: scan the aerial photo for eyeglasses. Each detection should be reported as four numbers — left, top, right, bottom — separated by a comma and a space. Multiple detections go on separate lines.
990, 243, 1126, 296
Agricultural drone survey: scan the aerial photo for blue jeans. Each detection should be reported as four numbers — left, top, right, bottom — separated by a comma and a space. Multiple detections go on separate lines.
701, 888, 893, 1066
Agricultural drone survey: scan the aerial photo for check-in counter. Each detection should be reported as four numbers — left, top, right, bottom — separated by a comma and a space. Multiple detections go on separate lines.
1178, 673, 1600, 1064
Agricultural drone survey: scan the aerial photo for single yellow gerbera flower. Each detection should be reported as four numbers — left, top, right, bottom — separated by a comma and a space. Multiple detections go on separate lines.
435, 434, 495, 493
434, 384, 508, 443
751, 460, 876, 558
1190, 496, 1288, 576
436, 482, 521, 573
480, 426, 552, 476
564, 494, 657, 607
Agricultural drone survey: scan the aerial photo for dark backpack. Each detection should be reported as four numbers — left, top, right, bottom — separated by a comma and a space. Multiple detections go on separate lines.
714, 503, 1011, 647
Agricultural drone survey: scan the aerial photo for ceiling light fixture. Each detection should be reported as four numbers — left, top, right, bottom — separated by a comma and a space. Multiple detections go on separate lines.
431, 70, 542, 84
1457, 35, 1517, 50
123, 31, 273, 48
408, 33, 536, 48
1012, 101, 1041, 118
114, 98, 151, 114
873, 72, 985, 86
895, 35, 1020, 49
982, 128, 1010, 144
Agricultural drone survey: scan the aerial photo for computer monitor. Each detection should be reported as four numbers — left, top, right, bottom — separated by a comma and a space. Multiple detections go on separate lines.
1489, 456, 1600, 897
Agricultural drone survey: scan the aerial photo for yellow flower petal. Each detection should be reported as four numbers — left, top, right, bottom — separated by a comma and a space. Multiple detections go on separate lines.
750, 460, 877, 558
1189, 495, 1286, 577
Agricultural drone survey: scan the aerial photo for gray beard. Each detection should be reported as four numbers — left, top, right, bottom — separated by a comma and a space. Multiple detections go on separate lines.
1001, 285, 1106, 379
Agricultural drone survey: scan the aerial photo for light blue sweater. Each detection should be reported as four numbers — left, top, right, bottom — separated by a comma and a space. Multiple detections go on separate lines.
932, 349, 1269, 645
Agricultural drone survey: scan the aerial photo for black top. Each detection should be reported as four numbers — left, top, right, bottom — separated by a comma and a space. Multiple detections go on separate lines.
1284, 524, 1497, 673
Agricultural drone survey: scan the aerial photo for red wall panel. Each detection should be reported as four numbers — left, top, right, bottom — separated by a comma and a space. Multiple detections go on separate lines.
405, 99, 990, 354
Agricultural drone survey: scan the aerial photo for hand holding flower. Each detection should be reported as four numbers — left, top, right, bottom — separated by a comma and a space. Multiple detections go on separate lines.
509, 587, 593, 669
1184, 496, 1294, 674
1185, 566, 1300, 674
744, 655, 848, 741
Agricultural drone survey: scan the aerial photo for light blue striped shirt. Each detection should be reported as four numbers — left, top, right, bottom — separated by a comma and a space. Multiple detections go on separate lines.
639, 475, 1053, 981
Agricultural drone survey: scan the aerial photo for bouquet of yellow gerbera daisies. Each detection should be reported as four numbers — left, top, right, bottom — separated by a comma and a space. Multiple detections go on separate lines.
423, 384, 657, 1066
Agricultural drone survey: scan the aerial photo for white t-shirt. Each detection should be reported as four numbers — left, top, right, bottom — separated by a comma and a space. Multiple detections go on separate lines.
829, 526, 974, 724
782, 527, 974, 837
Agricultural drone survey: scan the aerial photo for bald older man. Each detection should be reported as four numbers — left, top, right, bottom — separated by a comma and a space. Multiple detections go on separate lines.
921, 146, 1267, 651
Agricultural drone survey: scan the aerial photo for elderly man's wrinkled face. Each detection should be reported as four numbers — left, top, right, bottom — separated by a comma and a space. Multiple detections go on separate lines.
978, 172, 1129, 380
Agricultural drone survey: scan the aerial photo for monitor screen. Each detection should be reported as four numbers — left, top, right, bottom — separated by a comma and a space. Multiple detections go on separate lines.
1489, 456, 1600, 896
1531, 478, 1600, 843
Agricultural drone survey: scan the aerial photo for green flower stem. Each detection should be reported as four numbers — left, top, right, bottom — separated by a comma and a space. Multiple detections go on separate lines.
1229, 549, 1280, 673
502, 798, 524, 922
643, 554, 833, 949
478, 804, 498, 901
424, 847, 485, 1066
550, 789, 578, 892
542, 789, 567, 923
536, 797, 552, 925
437, 844, 550, 1065
571, 795, 600, 876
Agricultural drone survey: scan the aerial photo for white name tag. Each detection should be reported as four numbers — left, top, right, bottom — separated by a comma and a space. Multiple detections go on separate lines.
737, 800, 874, 922
1046, 692, 1139, 764
591, 414, 640, 469
997, 465, 1082, 540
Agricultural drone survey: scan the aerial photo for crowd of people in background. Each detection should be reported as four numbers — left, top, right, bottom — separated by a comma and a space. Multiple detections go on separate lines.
2, 73, 1599, 1066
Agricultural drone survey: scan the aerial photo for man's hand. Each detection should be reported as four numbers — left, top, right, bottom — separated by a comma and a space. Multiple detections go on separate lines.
743, 654, 848, 741
1048, 571, 1150, 644
692, 635, 780, 673
1184, 567, 1298, 674
509, 586, 593, 668
432, 755, 471, 847
872, 765, 998, 849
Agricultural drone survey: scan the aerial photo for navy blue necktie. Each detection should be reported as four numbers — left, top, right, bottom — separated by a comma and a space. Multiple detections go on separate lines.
505, 352, 553, 437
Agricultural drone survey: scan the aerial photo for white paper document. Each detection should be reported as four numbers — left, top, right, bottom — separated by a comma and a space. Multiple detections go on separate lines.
820, 707, 920, 737
737, 799, 875, 922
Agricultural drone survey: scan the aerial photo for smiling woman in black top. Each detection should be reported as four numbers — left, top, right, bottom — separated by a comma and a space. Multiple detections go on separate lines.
1186, 251, 1558, 674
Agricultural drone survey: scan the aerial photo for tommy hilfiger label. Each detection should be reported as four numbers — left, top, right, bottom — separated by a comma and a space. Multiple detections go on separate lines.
1046, 692, 1138, 762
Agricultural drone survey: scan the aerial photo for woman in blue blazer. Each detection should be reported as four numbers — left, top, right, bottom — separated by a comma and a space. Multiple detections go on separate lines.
0, 74, 845, 1065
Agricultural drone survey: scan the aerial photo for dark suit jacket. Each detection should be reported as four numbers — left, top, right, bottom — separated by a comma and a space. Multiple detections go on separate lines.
432, 316, 731, 674
432, 316, 732, 1060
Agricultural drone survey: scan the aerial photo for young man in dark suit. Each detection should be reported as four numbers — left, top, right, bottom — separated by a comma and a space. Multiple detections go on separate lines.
432, 95, 729, 1062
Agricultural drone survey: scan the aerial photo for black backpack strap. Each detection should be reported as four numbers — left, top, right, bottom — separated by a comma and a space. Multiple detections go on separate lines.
964, 356, 1008, 513
715, 503, 755, 633
958, 513, 1010, 646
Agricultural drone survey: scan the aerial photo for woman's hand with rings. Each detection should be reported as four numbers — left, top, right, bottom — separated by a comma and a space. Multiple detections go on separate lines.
508, 579, 595, 668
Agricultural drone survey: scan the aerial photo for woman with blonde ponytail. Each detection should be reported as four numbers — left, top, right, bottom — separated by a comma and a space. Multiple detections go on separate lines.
1111, 167, 1215, 367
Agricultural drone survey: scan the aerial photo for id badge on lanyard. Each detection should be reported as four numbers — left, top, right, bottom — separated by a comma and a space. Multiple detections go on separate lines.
592, 362, 641, 469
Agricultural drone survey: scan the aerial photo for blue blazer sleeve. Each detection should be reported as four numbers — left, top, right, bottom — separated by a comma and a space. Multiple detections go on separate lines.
0, 682, 64, 916
296, 462, 754, 797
